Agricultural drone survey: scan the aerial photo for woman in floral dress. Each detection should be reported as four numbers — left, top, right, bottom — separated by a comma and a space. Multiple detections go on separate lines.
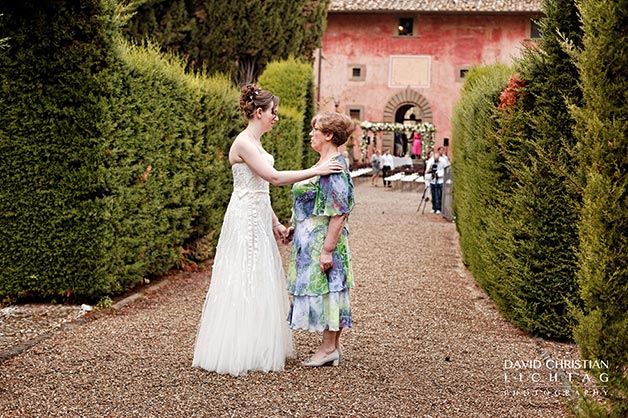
285, 111, 355, 367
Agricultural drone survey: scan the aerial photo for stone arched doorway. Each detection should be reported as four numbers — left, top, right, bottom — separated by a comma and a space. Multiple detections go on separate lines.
381, 89, 433, 153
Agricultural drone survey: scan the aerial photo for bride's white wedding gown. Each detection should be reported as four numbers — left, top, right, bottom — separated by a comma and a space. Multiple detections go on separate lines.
192, 152, 294, 376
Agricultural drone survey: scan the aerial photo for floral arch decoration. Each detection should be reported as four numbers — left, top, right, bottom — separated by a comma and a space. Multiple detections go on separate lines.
359, 120, 436, 161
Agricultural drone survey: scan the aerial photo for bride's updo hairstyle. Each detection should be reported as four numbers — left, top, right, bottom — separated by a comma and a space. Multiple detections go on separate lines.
239, 83, 278, 120
312, 111, 355, 147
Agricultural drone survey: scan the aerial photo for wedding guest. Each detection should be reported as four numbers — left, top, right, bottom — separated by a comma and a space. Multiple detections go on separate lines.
381, 149, 394, 187
285, 111, 355, 367
370, 149, 381, 186
412, 131, 422, 158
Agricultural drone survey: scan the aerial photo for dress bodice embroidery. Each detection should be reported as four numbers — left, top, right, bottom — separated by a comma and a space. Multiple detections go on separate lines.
232, 151, 274, 197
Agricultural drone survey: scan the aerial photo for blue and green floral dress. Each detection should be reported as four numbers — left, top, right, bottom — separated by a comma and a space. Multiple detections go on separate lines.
287, 155, 354, 332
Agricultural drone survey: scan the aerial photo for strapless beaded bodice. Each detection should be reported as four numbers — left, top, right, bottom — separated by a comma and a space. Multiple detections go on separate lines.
231, 152, 274, 197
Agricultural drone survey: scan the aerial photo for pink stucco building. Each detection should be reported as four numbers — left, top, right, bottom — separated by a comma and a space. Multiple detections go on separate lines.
315, 0, 542, 156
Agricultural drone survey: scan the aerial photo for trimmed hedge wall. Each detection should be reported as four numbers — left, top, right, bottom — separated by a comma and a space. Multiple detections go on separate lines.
451, 64, 515, 314
0, 0, 240, 302
453, 0, 584, 341
1, 0, 124, 301
102, 41, 240, 288
454, 0, 627, 411
571, 0, 628, 415
488, 0, 583, 340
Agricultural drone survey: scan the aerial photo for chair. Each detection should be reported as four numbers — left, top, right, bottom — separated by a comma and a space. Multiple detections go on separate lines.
383, 172, 404, 189
350, 167, 373, 184
400, 173, 419, 191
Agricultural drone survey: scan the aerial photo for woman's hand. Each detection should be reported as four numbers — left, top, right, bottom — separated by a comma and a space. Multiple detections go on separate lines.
282, 226, 295, 245
320, 250, 333, 273
316, 159, 343, 176
273, 223, 287, 241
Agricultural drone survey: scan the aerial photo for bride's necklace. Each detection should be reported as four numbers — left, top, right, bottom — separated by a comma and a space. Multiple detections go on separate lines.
244, 128, 267, 155
244, 128, 262, 144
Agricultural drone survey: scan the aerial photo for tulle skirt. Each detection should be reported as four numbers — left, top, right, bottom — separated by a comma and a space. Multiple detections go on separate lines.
192, 192, 294, 376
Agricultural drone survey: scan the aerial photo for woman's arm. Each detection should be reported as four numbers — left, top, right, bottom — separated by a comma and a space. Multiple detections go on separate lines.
271, 211, 287, 241
319, 214, 348, 272
234, 136, 341, 186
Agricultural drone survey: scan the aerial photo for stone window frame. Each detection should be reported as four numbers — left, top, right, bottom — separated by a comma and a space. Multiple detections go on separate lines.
347, 105, 364, 121
395, 16, 417, 37
456, 66, 470, 82
349, 64, 366, 81
528, 17, 542, 40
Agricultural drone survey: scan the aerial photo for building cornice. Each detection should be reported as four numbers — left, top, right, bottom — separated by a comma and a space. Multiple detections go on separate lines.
329, 0, 543, 13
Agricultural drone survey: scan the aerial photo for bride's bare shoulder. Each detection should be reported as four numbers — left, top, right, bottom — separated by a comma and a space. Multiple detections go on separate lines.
229, 133, 245, 165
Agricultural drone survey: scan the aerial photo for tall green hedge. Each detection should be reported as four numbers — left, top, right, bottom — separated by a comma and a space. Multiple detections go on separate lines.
571, 0, 628, 415
453, 0, 585, 341
451, 64, 515, 312
0, 0, 240, 302
261, 107, 304, 222
489, 0, 583, 340
102, 41, 240, 288
0, 0, 123, 301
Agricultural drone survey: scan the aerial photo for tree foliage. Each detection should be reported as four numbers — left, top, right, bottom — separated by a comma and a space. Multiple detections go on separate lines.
491, 0, 584, 340
124, 0, 331, 85
0, 0, 240, 302
571, 0, 628, 415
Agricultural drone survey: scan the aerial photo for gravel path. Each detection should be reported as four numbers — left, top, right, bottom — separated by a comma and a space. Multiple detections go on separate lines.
0, 181, 585, 417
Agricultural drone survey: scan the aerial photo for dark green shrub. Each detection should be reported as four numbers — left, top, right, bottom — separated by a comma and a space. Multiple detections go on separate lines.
0, 0, 124, 301
571, 0, 628, 415
454, 0, 584, 341
0, 1, 240, 302
491, 0, 583, 340
262, 107, 303, 222
103, 41, 240, 287
258, 57, 317, 168
451, 64, 515, 313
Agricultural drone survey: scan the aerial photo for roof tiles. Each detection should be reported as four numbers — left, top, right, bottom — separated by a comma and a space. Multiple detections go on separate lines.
330, 0, 542, 13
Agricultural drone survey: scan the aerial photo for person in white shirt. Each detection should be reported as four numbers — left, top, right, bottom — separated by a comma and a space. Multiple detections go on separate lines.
380, 149, 394, 187
437, 146, 450, 167
425, 151, 450, 213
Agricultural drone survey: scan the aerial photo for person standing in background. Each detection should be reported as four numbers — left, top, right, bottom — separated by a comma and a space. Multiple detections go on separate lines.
381, 149, 394, 187
370, 149, 381, 186
425, 151, 449, 214
412, 131, 422, 158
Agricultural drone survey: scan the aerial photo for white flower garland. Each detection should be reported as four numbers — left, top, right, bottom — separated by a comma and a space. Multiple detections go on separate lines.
359, 120, 436, 160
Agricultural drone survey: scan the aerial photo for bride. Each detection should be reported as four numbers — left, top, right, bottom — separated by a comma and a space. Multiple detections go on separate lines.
192, 84, 343, 376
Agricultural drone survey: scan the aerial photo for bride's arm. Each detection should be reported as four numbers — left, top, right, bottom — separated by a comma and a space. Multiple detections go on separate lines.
233, 137, 341, 186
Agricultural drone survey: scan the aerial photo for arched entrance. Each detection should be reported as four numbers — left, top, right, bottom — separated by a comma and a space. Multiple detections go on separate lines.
381, 89, 433, 153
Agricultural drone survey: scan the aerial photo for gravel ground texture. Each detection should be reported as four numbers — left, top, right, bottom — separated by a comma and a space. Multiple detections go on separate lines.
0, 180, 598, 417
